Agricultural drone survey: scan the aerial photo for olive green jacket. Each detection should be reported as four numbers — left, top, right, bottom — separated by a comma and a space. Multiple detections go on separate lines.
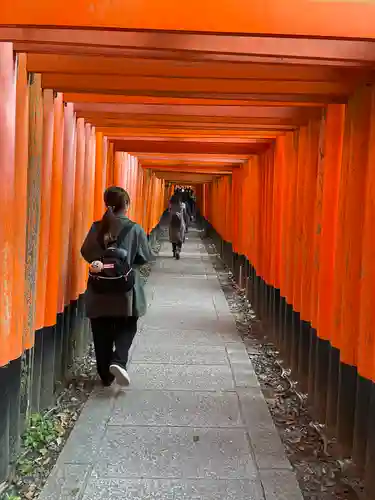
81, 215, 154, 318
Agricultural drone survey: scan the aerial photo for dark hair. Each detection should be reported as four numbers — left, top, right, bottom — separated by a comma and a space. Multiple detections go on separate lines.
98, 186, 130, 248
170, 193, 181, 205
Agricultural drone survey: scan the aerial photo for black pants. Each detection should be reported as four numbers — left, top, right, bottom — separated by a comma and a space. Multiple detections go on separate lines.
172, 242, 182, 253
90, 316, 138, 385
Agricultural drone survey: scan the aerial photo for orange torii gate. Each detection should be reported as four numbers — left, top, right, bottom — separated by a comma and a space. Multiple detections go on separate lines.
2, 1, 375, 497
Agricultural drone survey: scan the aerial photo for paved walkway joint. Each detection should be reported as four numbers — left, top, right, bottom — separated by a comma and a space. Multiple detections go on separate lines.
39, 228, 303, 500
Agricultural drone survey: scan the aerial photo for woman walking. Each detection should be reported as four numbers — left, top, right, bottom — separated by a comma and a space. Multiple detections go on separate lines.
81, 186, 153, 387
168, 193, 187, 260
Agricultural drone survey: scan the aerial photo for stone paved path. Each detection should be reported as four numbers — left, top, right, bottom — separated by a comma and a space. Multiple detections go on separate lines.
39, 227, 303, 500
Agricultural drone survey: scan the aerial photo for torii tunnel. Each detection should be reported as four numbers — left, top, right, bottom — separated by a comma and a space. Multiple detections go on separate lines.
2, 1, 375, 497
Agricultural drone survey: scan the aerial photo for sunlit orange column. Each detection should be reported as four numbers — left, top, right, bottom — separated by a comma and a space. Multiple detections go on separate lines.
45, 93, 64, 327
300, 119, 320, 323
80, 123, 95, 288
66, 112, 77, 306
24, 74, 43, 349
88, 126, 97, 224
359, 91, 375, 385
271, 140, 285, 293
316, 104, 345, 341
94, 131, 105, 220
144, 171, 152, 233
332, 88, 371, 366
243, 160, 253, 263
0, 42, 16, 366
330, 88, 371, 451
128, 155, 135, 219
35, 89, 54, 331
291, 126, 306, 315
58, 102, 76, 313
241, 164, 251, 258
148, 175, 155, 233
135, 159, 144, 223
71, 118, 85, 301
114, 151, 124, 187
275, 138, 287, 299
13, 53, 29, 356
310, 113, 326, 329
106, 142, 114, 188
262, 150, 274, 285
280, 133, 298, 305
102, 136, 108, 193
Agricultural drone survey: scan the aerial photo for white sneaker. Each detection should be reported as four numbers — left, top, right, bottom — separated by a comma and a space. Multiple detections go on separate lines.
109, 364, 130, 386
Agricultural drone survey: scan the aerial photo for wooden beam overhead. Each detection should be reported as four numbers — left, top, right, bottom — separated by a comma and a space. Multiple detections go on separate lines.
41, 73, 352, 97
6, 28, 374, 62
100, 125, 292, 136
113, 140, 269, 155
84, 117, 301, 129
141, 161, 239, 168
154, 172, 220, 183
51, 84, 348, 105
74, 116, 306, 129
2, 2, 375, 40
135, 154, 250, 164
73, 102, 320, 120
26, 54, 375, 82
113, 137, 271, 145
65, 93, 325, 108
103, 130, 282, 140
15, 43, 373, 67
98, 123, 289, 133
145, 166, 234, 175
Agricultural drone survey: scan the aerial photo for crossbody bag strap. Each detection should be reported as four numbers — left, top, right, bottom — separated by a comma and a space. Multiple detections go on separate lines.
111, 222, 137, 264
115, 221, 136, 244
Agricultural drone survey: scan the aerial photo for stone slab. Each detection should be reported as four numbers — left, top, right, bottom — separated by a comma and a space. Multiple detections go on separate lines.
219, 330, 242, 343
142, 314, 234, 333
154, 262, 214, 275
226, 345, 260, 387
58, 422, 107, 464
154, 256, 208, 264
238, 390, 292, 470
110, 390, 243, 427
130, 344, 229, 365
94, 426, 258, 479
250, 428, 292, 471
260, 470, 303, 500
38, 463, 91, 500
212, 293, 231, 312
82, 478, 265, 500
127, 364, 235, 391
149, 284, 217, 294
226, 343, 251, 363
73, 390, 116, 427
229, 360, 260, 388
152, 269, 212, 278
146, 303, 218, 317
139, 326, 225, 346
148, 281, 220, 295
151, 296, 215, 307
150, 275, 214, 284
158, 250, 206, 258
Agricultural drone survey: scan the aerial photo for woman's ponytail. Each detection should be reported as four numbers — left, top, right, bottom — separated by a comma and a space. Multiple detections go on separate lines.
97, 206, 117, 249
96, 186, 131, 249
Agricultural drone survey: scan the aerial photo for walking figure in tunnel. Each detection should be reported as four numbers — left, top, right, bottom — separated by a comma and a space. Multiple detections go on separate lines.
168, 192, 188, 260
81, 186, 153, 387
